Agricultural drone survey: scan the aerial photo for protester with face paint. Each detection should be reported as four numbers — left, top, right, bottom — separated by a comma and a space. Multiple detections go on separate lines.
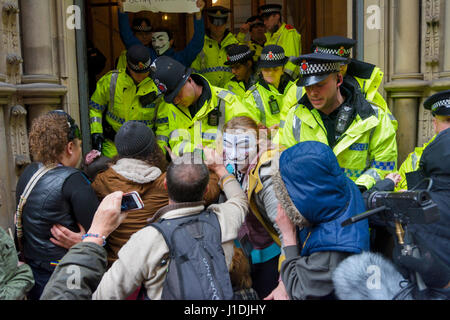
222, 116, 290, 300
244, 45, 296, 133
116, 0, 206, 69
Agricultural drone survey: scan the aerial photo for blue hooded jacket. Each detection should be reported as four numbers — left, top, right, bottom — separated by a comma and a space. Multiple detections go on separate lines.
279, 141, 370, 256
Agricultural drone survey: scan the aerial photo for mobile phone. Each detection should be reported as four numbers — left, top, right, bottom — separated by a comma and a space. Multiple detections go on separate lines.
121, 191, 144, 211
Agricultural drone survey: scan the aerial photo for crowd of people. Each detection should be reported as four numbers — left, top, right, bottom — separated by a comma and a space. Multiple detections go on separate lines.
1, 1, 449, 301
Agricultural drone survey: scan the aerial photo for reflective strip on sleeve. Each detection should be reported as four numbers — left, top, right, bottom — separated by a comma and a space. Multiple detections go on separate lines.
251, 87, 266, 126
109, 71, 119, 113
157, 135, 169, 143
362, 168, 381, 181
90, 117, 102, 124
202, 132, 217, 140
292, 114, 302, 142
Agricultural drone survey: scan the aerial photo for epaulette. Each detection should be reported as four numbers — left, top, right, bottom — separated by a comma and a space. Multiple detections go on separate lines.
285, 24, 295, 30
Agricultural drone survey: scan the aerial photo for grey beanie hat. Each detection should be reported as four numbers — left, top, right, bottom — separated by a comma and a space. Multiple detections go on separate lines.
114, 121, 156, 158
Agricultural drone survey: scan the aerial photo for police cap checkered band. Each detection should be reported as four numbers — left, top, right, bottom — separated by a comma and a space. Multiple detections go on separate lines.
431, 99, 450, 112
128, 57, 152, 72
423, 89, 450, 115
133, 25, 152, 32
299, 60, 341, 76
315, 46, 352, 58
227, 50, 253, 64
259, 4, 282, 16
261, 51, 285, 61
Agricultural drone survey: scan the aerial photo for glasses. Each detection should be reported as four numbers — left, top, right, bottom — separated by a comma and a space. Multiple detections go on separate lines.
49, 110, 82, 141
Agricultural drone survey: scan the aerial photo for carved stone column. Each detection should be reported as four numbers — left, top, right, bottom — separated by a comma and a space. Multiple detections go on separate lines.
20, 0, 58, 83
385, 0, 423, 164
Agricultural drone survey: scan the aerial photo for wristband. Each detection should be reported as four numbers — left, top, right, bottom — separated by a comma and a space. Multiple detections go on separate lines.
82, 233, 106, 246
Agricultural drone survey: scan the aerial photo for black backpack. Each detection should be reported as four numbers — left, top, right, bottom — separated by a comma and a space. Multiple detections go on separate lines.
150, 210, 234, 300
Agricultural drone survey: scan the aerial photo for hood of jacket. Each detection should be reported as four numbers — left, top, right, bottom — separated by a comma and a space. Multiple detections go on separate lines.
273, 141, 370, 256
111, 158, 162, 184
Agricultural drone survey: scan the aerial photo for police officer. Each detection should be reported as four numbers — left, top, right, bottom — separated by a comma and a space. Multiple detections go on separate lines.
259, 4, 301, 80
396, 90, 450, 190
236, 15, 267, 63
89, 44, 168, 158
191, 6, 239, 88
246, 45, 295, 131
223, 44, 257, 97
280, 52, 398, 191
312, 35, 397, 130
151, 56, 252, 156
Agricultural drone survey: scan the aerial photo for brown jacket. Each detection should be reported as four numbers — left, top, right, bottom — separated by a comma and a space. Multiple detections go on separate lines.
92, 158, 220, 266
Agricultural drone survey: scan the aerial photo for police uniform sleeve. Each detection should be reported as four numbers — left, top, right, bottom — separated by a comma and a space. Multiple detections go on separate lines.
154, 101, 171, 154
281, 27, 302, 79
89, 73, 111, 134
355, 107, 398, 190
279, 105, 300, 148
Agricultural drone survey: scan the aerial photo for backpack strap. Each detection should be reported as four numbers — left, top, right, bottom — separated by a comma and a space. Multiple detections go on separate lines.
15, 165, 55, 249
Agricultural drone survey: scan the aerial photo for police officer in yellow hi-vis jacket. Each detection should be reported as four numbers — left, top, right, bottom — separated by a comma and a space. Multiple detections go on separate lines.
312, 35, 398, 131
223, 44, 257, 97
89, 44, 168, 158
259, 4, 301, 80
150, 56, 252, 157
280, 52, 398, 191
245, 45, 295, 131
396, 90, 450, 190
190, 6, 238, 88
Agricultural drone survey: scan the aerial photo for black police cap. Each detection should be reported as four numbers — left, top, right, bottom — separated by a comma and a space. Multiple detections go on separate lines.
292, 52, 348, 87
127, 44, 152, 73
259, 4, 282, 17
312, 36, 357, 58
225, 44, 254, 66
423, 90, 450, 116
258, 45, 289, 69
150, 56, 192, 104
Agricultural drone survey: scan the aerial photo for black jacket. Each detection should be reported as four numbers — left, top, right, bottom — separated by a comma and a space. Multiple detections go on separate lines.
16, 163, 98, 263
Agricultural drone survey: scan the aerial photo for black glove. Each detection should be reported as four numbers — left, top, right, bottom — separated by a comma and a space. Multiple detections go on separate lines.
91, 133, 104, 152
393, 240, 450, 289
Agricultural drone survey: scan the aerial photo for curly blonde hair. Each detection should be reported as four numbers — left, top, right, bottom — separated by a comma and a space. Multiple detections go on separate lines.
29, 113, 71, 166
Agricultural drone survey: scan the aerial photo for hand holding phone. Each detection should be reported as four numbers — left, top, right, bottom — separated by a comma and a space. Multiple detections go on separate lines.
121, 191, 144, 211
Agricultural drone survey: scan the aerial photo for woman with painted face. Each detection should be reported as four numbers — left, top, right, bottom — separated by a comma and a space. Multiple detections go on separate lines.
222, 116, 289, 300
245, 45, 296, 134
116, 0, 206, 69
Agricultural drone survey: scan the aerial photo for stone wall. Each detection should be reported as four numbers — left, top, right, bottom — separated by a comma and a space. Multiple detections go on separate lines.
0, 0, 79, 230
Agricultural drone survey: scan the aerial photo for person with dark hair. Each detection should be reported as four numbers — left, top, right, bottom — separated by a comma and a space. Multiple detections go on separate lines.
190, 5, 239, 87
48, 121, 220, 267
89, 44, 169, 158
259, 4, 301, 80
91, 149, 248, 299
237, 15, 266, 63
223, 44, 257, 97
245, 45, 296, 131
116, 0, 205, 69
15, 110, 99, 299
